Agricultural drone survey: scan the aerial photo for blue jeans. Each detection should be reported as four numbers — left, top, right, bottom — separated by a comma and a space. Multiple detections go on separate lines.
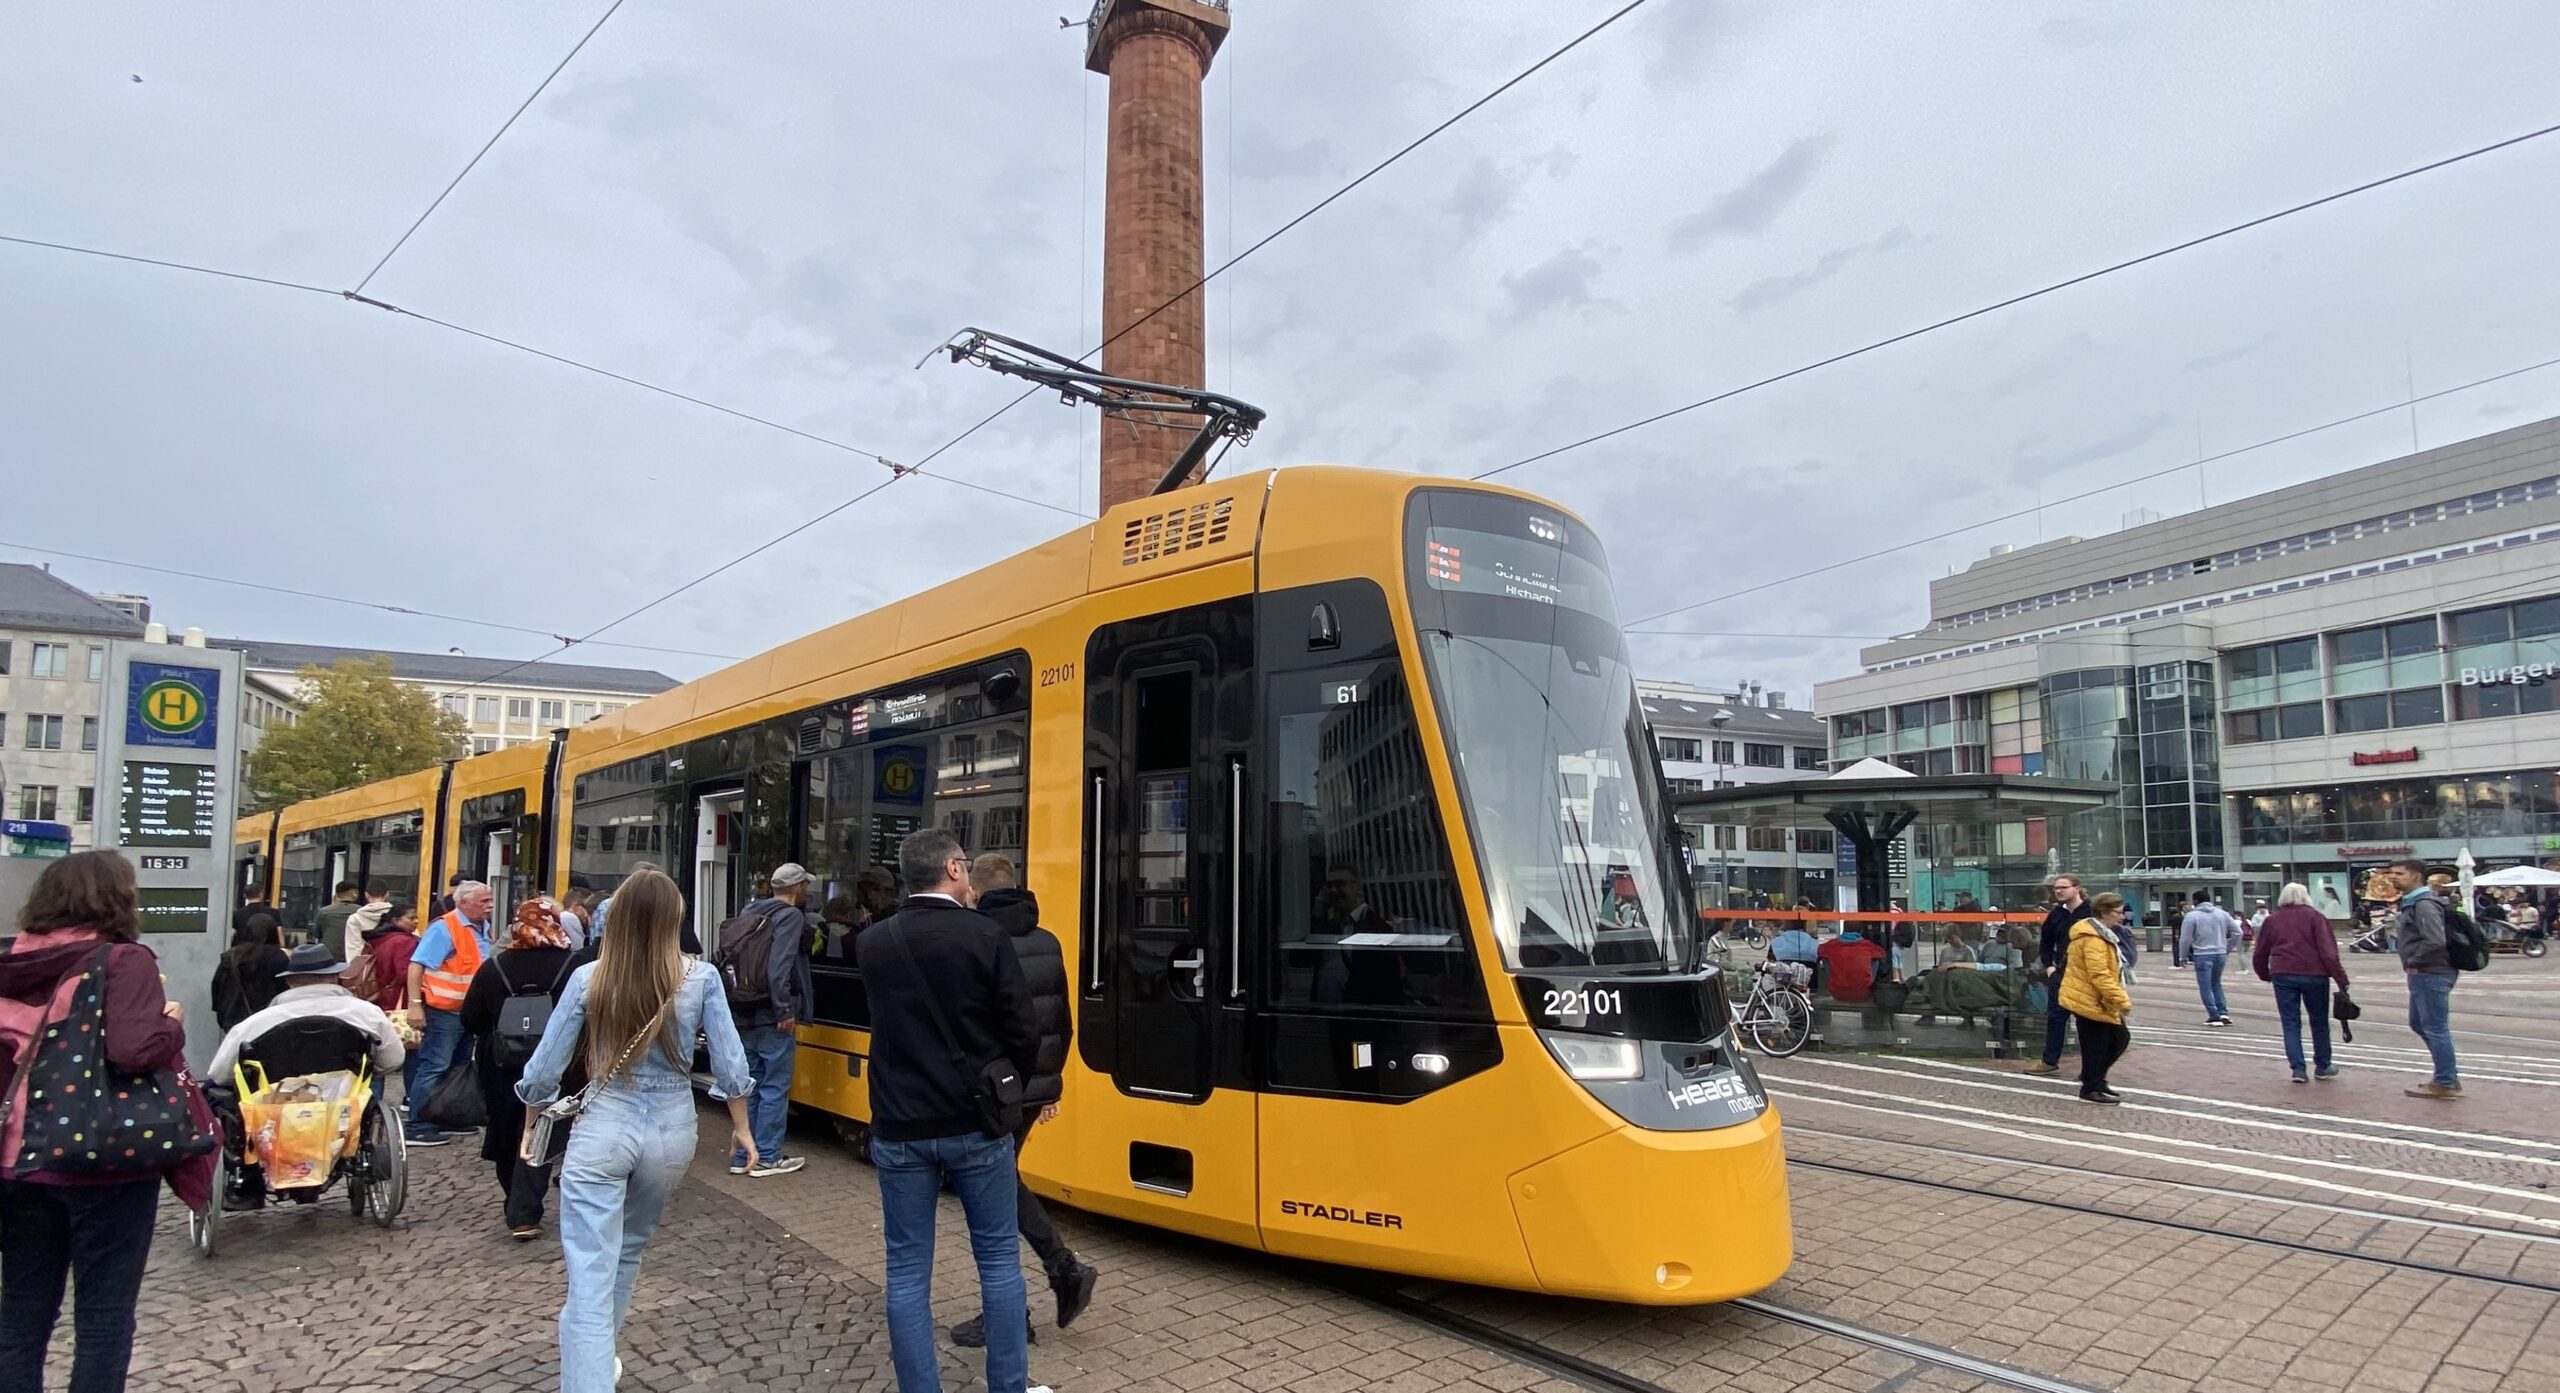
2192, 954, 2229, 1020
2271, 974, 2332, 1074
2406, 970, 2460, 1087
2039, 968, 2071, 1066
407, 1007, 469, 1122
557, 1089, 695, 1393
874, 1132, 1029, 1393
0, 1176, 159, 1393
732, 1026, 796, 1166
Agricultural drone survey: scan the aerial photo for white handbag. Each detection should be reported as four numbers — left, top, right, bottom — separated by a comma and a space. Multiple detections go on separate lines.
520, 992, 675, 1162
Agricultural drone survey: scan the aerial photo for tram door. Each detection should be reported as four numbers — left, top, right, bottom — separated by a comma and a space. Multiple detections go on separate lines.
1105, 656, 1215, 1100
1084, 601, 1256, 1223
692, 788, 746, 955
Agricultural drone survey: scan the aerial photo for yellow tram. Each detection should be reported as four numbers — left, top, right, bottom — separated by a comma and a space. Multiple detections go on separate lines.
237, 467, 1792, 1303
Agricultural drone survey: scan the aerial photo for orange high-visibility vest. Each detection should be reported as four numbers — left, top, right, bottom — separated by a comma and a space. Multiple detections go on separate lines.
420, 911, 487, 1012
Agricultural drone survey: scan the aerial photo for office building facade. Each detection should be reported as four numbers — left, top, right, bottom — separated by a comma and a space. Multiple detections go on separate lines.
1814, 417, 2560, 915
215, 640, 679, 754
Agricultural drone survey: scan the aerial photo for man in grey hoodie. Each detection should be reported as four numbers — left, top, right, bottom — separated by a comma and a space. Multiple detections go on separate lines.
2179, 891, 2242, 1026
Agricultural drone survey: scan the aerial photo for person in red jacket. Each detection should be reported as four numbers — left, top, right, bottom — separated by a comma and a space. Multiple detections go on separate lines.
353, 900, 421, 1016
2252, 882, 2351, 1083
0, 850, 189, 1393
1817, 929, 1888, 1004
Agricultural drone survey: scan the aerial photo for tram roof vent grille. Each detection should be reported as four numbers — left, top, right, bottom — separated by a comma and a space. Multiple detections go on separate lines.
794, 717, 825, 756
1122, 497, 1235, 567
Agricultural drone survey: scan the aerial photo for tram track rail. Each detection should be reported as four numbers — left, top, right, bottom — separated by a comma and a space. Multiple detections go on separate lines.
1788, 1132, 2560, 1296
1336, 1276, 2112, 1393
1785, 1125, 2560, 1244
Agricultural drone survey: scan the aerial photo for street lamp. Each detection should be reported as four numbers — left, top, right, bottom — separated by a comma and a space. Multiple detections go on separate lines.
1710, 709, 1732, 909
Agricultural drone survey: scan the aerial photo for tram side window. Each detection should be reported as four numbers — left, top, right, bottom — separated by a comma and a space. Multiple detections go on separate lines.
569, 791, 677, 899
801, 710, 1030, 1029
278, 843, 326, 938
1267, 662, 1485, 1019
362, 832, 422, 902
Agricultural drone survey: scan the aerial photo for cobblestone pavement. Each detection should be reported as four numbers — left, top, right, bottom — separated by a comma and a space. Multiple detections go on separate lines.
60, 951, 2560, 1392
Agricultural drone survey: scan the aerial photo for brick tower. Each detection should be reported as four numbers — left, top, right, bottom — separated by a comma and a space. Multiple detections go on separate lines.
1086, 0, 1230, 509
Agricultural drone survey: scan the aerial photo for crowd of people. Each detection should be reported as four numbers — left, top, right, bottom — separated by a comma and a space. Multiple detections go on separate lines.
1750, 863, 2474, 1100
0, 832, 1098, 1393
2018, 859, 2469, 1099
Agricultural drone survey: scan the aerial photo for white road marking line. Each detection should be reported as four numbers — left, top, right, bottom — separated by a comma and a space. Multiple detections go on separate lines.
2138, 1023, 2560, 1069
1775, 1090, 2560, 1231
1765, 1073, 2560, 1208
2126, 1037, 2560, 1085
1784, 1124, 2560, 1246
1769, 1055, 2560, 1168
1876, 1053, 2560, 1154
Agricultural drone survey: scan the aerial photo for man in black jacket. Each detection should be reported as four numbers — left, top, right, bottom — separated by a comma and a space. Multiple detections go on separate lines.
949, 854, 1099, 1351
856, 830, 1047, 1393
2026, 874, 2086, 1075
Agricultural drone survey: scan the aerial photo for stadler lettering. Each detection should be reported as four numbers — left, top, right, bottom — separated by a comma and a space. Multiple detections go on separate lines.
1278, 1199, 1403, 1229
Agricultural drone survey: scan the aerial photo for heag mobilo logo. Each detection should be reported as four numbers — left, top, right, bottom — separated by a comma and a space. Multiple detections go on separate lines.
2461, 662, 2558, 687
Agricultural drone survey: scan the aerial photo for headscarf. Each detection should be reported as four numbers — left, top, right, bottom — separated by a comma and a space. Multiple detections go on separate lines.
509, 898, 572, 951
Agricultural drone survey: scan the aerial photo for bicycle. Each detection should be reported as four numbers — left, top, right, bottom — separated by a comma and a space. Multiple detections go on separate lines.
1730, 959, 1814, 1057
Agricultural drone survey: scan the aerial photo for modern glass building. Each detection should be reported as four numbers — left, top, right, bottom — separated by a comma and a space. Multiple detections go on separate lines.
1814, 416, 2560, 918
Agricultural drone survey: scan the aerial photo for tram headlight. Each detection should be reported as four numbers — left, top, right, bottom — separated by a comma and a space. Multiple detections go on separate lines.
1539, 1030, 1645, 1081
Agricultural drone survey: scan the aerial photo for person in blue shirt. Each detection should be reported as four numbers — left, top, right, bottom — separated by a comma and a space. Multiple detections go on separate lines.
404, 880, 497, 1145
1767, 924, 1820, 964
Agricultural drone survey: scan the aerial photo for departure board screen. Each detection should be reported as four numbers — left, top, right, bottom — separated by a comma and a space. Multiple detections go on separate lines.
136, 886, 211, 935
120, 760, 219, 849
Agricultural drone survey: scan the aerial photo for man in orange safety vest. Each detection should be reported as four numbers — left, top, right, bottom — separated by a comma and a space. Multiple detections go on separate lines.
403, 880, 496, 1146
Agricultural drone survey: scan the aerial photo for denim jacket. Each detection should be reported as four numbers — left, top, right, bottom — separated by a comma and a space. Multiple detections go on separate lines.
516, 959, 753, 1106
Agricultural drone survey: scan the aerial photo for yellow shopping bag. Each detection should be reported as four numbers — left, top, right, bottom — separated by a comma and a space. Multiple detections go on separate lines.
233, 1063, 372, 1189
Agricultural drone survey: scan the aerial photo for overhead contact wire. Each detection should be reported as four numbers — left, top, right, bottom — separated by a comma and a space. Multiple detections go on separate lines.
1476, 120, 2560, 483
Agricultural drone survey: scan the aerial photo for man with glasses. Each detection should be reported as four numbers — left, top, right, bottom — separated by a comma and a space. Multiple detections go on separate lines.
2026, 875, 2088, 1076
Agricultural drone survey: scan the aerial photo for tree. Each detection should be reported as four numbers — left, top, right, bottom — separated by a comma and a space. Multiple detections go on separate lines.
246, 657, 466, 809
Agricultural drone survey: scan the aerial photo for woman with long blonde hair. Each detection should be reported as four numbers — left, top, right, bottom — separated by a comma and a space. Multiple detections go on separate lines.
515, 869, 755, 1391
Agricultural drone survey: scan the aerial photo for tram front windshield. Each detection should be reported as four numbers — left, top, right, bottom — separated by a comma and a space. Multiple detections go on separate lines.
1407, 490, 1688, 974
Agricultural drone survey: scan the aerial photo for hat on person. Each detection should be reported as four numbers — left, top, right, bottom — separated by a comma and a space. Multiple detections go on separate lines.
278, 943, 349, 978
771, 863, 813, 889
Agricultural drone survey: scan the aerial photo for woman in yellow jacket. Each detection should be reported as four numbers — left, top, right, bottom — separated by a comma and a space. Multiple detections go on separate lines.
2059, 892, 2135, 1104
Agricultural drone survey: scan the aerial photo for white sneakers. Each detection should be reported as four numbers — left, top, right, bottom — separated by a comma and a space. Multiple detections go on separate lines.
731, 1155, 807, 1177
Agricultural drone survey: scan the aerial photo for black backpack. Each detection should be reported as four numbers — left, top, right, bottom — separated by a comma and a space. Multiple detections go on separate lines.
492, 954, 576, 1071
713, 908, 781, 1007
2443, 905, 2492, 973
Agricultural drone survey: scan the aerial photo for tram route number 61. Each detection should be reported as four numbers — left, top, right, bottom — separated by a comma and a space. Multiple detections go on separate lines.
1543, 987, 1621, 1018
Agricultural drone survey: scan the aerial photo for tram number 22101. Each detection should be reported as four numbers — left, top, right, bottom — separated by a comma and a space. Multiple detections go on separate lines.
1543, 987, 1622, 1019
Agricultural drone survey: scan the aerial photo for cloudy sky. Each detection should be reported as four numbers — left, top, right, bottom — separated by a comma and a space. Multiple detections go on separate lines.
7, 2, 2557, 708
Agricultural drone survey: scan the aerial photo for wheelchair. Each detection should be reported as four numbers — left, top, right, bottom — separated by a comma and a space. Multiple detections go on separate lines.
191, 1016, 407, 1257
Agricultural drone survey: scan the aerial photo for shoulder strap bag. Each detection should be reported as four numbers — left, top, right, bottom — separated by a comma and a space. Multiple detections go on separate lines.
10, 947, 218, 1177
887, 923, 1025, 1137
519, 974, 679, 1164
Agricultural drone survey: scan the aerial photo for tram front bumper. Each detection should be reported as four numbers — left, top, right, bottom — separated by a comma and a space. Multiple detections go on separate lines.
1505, 1105, 1791, 1305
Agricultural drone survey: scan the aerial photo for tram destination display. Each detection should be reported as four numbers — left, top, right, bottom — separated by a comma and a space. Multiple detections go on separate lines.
1418, 520, 1614, 619
119, 760, 220, 849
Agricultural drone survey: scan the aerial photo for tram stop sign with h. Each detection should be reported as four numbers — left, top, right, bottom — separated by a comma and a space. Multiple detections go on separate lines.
125, 661, 221, 751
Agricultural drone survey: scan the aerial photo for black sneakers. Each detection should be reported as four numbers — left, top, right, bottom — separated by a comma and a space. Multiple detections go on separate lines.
1054, 1262, 1099, 1329
947, 1261, 1099, 1345
948, 1314, 1035, 1349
